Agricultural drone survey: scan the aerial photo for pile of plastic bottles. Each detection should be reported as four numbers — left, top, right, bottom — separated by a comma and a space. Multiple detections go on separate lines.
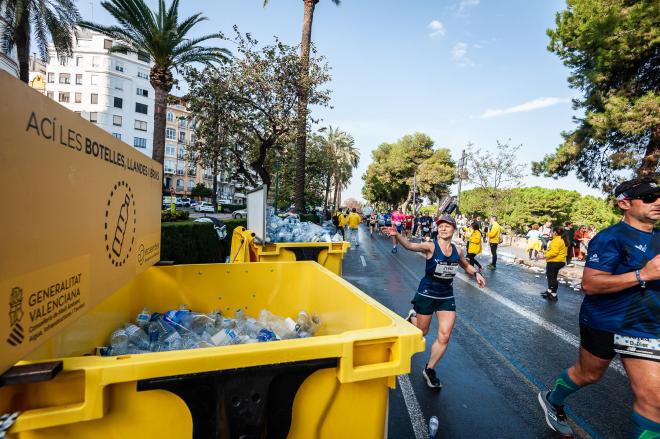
98, 305, 321, 356
266, 212, 341, 243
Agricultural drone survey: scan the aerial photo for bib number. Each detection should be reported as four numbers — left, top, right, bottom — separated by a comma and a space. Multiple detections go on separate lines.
422, 227, 429, 232
613, 334, 660, 360
434, 262, 458, 279
395, 221, 402, 226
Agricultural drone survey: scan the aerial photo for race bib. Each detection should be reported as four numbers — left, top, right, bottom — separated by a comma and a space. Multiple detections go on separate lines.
613, 334, 659, 360
395, 221, 402, 226
434, 262, 458, 279
422, 227, 429, 232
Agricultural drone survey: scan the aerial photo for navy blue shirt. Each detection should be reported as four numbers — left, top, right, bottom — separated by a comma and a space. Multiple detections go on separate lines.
580, 221, 659, 338
416, 241, 459, 299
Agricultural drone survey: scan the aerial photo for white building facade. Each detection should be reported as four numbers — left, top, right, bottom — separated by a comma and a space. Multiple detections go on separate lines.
43, 29, 155, 158
0, 16, 19, 78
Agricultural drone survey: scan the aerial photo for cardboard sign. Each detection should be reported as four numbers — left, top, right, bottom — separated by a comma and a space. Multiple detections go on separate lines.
0, 71, 162, 373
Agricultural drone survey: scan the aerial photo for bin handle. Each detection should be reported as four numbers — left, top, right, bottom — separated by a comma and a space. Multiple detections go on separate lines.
10, 369, 105, 433
337, 337, 403, 384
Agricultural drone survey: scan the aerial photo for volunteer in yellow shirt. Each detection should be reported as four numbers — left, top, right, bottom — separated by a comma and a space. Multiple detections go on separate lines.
542, 227, 568, 302
346, 208, 362, 247
486, 216, 501, 270
466, 221, 483, 271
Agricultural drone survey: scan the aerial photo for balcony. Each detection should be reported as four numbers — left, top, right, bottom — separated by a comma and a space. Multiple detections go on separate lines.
164, 168, 175, 175
176, 169, 184, 176
203, 174, 213, 180
187, 170, 196, 177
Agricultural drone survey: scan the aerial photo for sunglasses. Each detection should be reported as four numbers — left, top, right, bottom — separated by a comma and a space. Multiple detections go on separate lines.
629, 194, 659, 204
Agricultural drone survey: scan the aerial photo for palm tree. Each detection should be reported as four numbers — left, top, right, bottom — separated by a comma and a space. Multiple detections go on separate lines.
319, 126, 358, 209
79, 0, 229, 175
0, 0, 80, 83
264, 0, 340, 212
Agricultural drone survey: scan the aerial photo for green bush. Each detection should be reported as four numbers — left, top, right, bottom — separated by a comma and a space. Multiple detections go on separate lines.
218, 203, 246, 213
161, 209, 189, 222
299, 214, 320, 224
161, 221, 223, 264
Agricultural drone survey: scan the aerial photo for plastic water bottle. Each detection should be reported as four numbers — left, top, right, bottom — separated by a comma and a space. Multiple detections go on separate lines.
234, 309, 247, 334
110, 328, 129, 355
429, 416, 439, 438
190, 312, 212, 335
135, 308, 151, 329
155, 318, 182, 350
124, 323, 150, 350
256, 328, 278, 342
211, 328, 240, 346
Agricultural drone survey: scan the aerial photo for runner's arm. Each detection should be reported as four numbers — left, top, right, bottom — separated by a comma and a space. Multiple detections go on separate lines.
384, 227, 433, 256
457, 247, 486, 287
582, 254, 660, 295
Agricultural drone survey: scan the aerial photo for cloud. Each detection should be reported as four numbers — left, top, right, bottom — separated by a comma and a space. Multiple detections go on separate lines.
428, 20, 446, 39
458, 0, 480, 14
451, 42, 468, 59
481, 97, 571, 118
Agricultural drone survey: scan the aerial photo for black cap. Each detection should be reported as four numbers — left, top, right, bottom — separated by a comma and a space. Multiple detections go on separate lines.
615, 178, 660, 200
437, 215, 456, 227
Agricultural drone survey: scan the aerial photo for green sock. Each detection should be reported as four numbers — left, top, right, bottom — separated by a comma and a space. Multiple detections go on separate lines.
547, 369, 581, 406
632, 411, 660, 439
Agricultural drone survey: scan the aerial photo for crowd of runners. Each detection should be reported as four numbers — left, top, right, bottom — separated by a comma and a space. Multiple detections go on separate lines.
333, 177, 659, 439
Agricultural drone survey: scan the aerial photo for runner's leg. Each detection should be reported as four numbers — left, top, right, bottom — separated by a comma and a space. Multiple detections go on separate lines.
427, 310, 456, 369
622, 357, 660, 434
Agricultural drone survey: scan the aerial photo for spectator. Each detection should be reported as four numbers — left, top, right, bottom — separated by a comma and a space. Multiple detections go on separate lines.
540, 221, 553, 252
563, 221, 575, 266
573, 225, 588, 261
526, 224, 543, 260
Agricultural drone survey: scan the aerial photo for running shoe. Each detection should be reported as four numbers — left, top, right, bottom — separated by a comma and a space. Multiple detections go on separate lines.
405, 309, 416, 323
538, 391, 574, 437
423, 366, 442, 389
541, 290, 550, 298
547, 293, 558, 302
487, 264, 496, 270
392, 247, 398, 254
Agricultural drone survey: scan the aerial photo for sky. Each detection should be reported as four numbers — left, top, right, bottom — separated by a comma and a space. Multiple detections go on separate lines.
80, 0, 604, 201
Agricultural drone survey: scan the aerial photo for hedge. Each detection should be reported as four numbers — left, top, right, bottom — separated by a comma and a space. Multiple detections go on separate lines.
218, 203, 246, 213
161, 219, 247, 264
161, 209, 189, 222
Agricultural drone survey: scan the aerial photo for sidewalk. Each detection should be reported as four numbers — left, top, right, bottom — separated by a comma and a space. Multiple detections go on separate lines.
494, 242, 584, 282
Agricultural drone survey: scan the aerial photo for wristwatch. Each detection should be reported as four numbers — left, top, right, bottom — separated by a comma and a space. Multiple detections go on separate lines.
635, 270, 646, 288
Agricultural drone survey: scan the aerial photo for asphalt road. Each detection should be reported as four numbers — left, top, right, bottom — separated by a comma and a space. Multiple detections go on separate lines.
341, 225, 633, 439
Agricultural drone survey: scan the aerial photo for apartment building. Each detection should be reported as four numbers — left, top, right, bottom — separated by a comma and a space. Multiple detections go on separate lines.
41, 29, 155, 158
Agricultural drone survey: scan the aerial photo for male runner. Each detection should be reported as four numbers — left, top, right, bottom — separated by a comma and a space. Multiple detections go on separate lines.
368, 212, 378, 237
420, 212, 433, 241
384, 216, 486, 388
391, 207, 406, 253
538, 178, 660, 438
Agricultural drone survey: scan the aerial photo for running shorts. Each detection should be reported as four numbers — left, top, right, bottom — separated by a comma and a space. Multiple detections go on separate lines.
580, 324, 658, 362
412, 293, 456, 315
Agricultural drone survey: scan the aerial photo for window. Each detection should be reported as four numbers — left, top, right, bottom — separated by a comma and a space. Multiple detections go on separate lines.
165, 143, 176, 157
176, 179, 184, 189
133, 137, 147, 148
91, 93, 98, 104
166, 111, 174, 122
177, 145, 186, 159
47, 72, 54, 83
188, 180, 194, 190
113, 115, 122, 126
90, 75, 99, 86
92, 56, 100, 67
137, 51, 150, 63
59, 73, 70, 84
113, 97, 123, 109
135, 102, 148, 114
112, 77, 123, 91
59, 57, 67, 66
176, 163, 184, 175
74, 92, 82, 103
190, 134, 196, 145
134, 120, 147, 131
164, 159, 175, 173
58, 92, 70, 103
165, 128, 176, 140
115, 64, 124, 73
112, 133, 122, 140
178, 117, 186, 128
137, 71, 149, 80
89, 112, 98, 123
178, 131, 186, 144
75, 74, 83, 85
47, 91, 54, 99
104, 39, 113, 49
76, 56, 83, 67
136, 87, 148, 97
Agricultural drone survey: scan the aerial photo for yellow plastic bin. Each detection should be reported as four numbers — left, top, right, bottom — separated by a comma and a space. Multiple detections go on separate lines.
230, 227, 350, 276
1, 262, 424, 439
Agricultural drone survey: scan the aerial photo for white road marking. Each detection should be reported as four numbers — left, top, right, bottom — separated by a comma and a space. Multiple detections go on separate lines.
360, 255, 367, 267
397, 374, 429, 439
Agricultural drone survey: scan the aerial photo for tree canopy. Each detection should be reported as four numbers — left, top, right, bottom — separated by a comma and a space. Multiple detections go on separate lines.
533, 0, 660, 190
